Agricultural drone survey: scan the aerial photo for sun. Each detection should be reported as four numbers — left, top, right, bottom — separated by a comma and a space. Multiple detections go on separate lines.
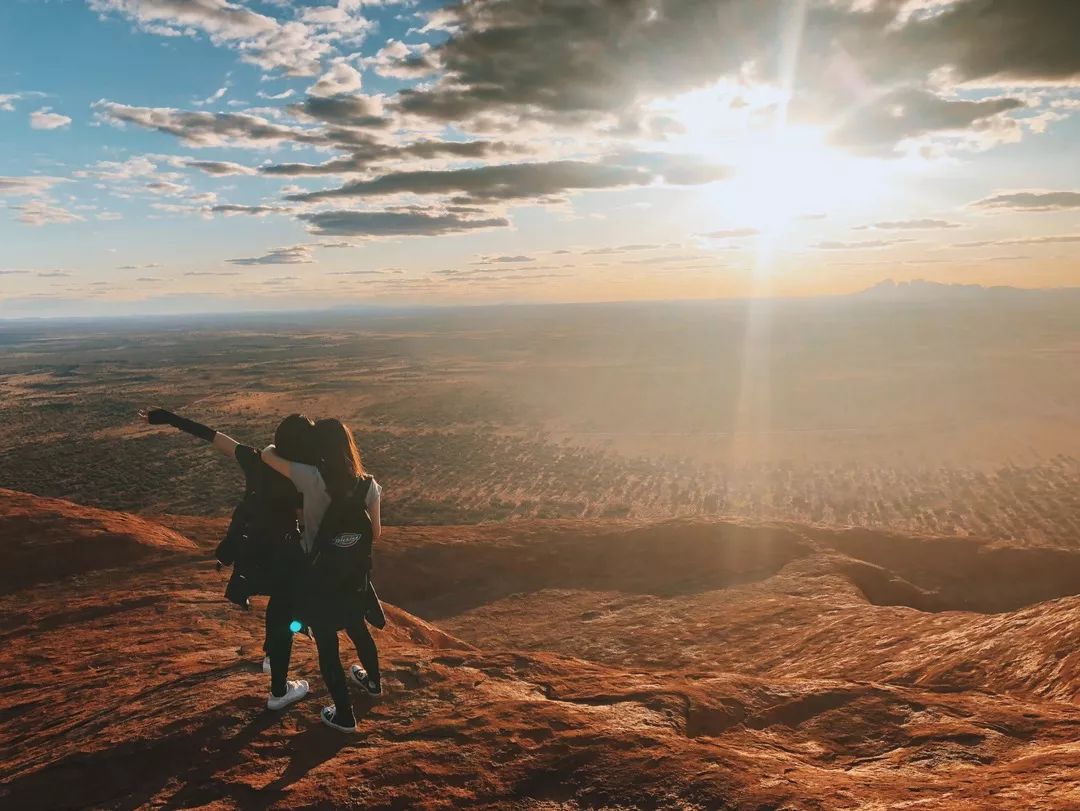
650, 84, 897, 238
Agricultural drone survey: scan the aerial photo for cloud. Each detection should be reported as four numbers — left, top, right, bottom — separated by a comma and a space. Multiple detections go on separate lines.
93, 100, 328, 149
12, 200, 84, 226
888, 0, 1080, 87
185, 270, 240, 276
366, 39, 438, 79
29, 108, 71, 130
971, 190, 1080, 212
829, 88, 1024, 155
478, 255, 534, 264
145, 179, 188, 196
395, 0, 768, 124
87, 0, 329, 76
210, 203, 291, 217
195, 83, 229, 107
184, 159, 256, 176
860, 219, 961, 230
261, 138, 515, 176
36, 270, 72, 277
700, 227, 759, 239
227, 245, 313, 265
813, 238, 912, 250
286, 93, 386, 127
582, 244, 662, 255
298, 209, 509, 237
287, 154, 727, 206
307, 60, 363, 98
0, 91, 45, 112
257, 88, 295, 101
0, 176, 66, 197
955, 234, 1080, 247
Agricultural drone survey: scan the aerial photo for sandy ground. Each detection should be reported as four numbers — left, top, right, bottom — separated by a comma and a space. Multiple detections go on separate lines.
2, 488, 1079, 809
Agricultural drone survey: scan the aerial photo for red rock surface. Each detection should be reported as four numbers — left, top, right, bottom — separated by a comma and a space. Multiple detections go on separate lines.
2, 492, 1079, 809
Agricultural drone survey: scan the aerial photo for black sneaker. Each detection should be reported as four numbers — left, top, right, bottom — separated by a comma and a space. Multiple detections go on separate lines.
320, 705, 357, 733
350, 664, 382, 695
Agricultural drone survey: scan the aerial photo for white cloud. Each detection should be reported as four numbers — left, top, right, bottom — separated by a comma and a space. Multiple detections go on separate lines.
88, 0, 329, 76
307, 59, 363, 98
30, 108, 72, 130
0, 176, 67, 197
12, 200, 85, 226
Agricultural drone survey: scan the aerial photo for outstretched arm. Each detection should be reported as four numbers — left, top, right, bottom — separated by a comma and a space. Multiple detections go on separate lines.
259, 444, 292, 479
139, 408, 239, 459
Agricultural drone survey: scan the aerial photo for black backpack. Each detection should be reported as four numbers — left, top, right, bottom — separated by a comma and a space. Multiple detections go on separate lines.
311, 476, 374, 582
297, 476, 382, 630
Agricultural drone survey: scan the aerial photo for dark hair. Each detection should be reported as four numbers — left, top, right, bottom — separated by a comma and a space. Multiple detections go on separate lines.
274, 413, 316, 465
314, 418, 364, 494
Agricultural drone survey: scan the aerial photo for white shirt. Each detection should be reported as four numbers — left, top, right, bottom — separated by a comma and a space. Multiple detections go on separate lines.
288, 461, 381, 554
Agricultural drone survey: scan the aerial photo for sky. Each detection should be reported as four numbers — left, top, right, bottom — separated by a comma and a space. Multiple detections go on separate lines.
1, 0, 1078, 317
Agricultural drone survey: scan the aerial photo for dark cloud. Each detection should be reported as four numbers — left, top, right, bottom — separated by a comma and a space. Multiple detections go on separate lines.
298, 209, 509, 237
185, 160, 256, 176
210, 204, 292, 217
889, 0, 1080, 86
287, 95, 388, 128
287, 154, 727, 205
261, 139, 519, 176
396, 0, 782, 123
287, 160, 650, 204
829, 88, 1024, 154
478, 255, 535, 264
94, 101, 330, 149
227, 245, 313, 266
971, 191, 1080, 212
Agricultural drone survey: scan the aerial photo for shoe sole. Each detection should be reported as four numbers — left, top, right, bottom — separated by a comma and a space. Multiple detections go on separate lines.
321, 712, 358, 733
267, 685, 309, 711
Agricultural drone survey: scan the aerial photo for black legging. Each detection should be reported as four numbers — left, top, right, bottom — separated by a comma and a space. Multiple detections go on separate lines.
265, 590, 295, 697
313, 621, 380, 722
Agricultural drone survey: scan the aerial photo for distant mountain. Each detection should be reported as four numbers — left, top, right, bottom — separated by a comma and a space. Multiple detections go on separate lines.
852, 278, 1054, 301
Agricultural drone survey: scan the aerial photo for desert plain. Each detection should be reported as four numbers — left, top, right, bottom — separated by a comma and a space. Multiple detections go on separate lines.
2, 293, 1080, 809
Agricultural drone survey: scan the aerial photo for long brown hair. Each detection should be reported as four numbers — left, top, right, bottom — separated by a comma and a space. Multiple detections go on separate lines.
314, 418, 365, 494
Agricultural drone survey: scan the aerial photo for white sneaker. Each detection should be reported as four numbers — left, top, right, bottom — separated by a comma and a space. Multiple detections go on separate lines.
267, 679, 309, 711
262, 656, 271, 675
320, 705, 358, 733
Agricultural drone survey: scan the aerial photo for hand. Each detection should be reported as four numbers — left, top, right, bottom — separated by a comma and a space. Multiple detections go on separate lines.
140, 408, 174, 426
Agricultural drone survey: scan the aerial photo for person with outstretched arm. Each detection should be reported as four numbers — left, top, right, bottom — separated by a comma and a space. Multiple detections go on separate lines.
260, 417, 383, 733
138, 407, 313, 712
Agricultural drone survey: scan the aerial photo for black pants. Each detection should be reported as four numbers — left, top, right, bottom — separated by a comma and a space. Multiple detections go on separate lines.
313, 621, 380, 722
265, 589, 295, 696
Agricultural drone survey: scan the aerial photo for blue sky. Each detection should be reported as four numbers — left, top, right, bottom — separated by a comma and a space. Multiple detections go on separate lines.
1, 0, 1078, 317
